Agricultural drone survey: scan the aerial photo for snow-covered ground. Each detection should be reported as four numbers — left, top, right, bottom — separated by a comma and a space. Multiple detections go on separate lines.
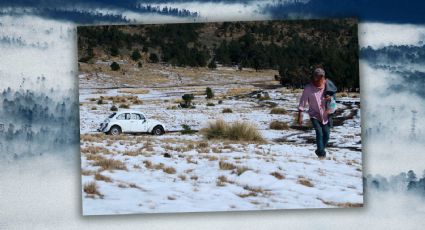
79, 65, 362, 215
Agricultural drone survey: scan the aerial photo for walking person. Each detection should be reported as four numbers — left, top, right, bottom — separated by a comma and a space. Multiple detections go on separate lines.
297, 68, 336, 159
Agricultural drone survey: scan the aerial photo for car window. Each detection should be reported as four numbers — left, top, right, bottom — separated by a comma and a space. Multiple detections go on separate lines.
116, 114, 125, 120
125, 113, 131, 120
131, 113, 141, 120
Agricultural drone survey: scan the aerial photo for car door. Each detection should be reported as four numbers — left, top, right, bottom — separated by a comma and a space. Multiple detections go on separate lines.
130, 113, 147, 132
116, 113, 132, 132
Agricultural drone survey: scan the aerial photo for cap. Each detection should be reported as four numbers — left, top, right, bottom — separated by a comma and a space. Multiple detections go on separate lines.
313, 68, 325, 77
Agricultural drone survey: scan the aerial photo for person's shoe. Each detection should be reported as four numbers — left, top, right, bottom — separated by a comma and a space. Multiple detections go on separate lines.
315, 150, 326, 159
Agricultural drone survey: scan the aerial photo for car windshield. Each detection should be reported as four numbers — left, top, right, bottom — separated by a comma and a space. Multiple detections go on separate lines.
108, 113, 116, 118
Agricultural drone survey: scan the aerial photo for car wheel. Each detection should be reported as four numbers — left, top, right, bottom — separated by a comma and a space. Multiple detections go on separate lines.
152, 126, 164, 135
109, 126, 121, 136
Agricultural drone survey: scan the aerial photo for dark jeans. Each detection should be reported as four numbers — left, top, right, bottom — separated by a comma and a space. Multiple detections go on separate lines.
311, 118, 330, 156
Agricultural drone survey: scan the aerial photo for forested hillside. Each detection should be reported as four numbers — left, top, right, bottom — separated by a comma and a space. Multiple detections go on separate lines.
78, 19, 358, 90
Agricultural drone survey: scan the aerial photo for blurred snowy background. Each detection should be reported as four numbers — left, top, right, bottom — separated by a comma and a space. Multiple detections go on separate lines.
1, 0, 425, 229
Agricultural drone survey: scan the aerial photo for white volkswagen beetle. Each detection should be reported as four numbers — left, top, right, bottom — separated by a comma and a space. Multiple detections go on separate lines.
98, 110, 165, 136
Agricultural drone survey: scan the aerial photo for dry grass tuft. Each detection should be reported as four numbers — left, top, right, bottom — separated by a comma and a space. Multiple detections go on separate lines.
270, 121, 290, 130
178, 174, 187, 181
93, 158, 127, 171
197, 142, 209, 148
143, 160, 153, 169
270, 108, 288, 114
237, 192, 257, 198
201, 119, 264, 142
271, 171, 285, 180
236, 166, 250, 176
94, 173, 113, 183
222, 108, 233, 113
219, 160, 236, 170
298, 177, 314, 187
216, 175, 229, 187
163, 166, 177, 174
86, 154, 106, 162
83, 181, 104, 198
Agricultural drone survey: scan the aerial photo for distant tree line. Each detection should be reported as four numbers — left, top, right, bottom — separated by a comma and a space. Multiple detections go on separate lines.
361, 44, 425, 64
366, 170, 425, 197
78, 19, 359, 90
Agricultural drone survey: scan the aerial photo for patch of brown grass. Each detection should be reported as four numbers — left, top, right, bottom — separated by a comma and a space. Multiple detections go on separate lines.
226, 87, 254, 96
186, 157, 197, 164
216, 175, 228, 187
222, 108, 233, 113
94, 173, 112, 183
318, 198, 363, 208
163, 166, 177, 174
154, 163, 165, 170
118, 88, 150, 94
197, 142, 209, 149
298, 177, 314, 187
270, 171, 285, 180
207, 155, 219, 161
236, 166, 250, 176
86, 154, 106, 162
237, 192, 257, 198
201, 119, 264, 142
219, 160, 236, 170
81, 145, 112, 155
270, 108, 288, 114
93, 158, 127, 171
83, 181, 104, 198
270, 121, 290, 130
